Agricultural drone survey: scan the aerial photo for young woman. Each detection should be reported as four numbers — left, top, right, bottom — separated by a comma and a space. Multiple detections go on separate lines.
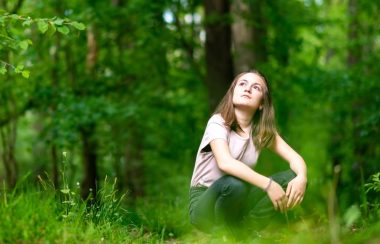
189, 70, 307, 234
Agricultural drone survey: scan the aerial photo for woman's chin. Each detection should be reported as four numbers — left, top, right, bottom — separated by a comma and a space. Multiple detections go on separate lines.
234, 103, 259, 111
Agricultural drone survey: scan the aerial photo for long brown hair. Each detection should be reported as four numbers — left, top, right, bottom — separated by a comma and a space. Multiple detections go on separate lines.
214, 70, 277, 149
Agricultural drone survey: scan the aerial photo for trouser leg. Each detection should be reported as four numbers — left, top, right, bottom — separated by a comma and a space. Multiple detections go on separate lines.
189, 175, 248, 233
190, 170, 297, 233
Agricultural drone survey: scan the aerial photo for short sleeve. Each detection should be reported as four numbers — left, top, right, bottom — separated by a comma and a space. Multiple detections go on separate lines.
199, 114, 229, 153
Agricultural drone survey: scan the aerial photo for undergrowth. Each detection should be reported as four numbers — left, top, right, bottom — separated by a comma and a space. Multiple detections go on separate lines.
0, 165, 379, 243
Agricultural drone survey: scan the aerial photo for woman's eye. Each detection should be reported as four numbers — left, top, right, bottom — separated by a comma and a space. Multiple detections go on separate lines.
254, 86, 261, 91
239, 82, 245, 86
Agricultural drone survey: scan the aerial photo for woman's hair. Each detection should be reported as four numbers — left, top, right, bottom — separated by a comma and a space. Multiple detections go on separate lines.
214, 70, 277, 149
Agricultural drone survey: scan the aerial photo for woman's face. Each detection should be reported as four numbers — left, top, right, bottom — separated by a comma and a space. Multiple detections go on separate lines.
232, 73, 265, 111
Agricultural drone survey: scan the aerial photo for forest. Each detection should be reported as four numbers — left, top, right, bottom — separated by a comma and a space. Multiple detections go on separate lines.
1, 0, 379, 243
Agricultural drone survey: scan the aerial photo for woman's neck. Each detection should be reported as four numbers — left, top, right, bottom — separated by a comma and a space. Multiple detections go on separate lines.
234, 108, 255, 132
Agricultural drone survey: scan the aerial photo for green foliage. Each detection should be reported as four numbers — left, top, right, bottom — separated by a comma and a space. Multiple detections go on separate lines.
365, 172, 380, 193
1, 0, 380, 242
363, 172, 380, 222
0, 11, 85, 77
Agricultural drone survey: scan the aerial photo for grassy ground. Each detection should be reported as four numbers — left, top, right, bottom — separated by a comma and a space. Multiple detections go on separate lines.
1, 177, 380, 243
0, 177, 163, 243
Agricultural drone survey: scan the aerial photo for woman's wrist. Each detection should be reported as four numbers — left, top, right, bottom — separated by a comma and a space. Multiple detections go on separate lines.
264, 177, 273, 192
296, 173, 308, 183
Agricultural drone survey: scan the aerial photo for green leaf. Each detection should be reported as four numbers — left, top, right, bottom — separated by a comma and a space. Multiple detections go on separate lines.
61, 189, 70, 194
15, 64, 24, 73
22, 18, 33, 27
16, 64, 24, 70
0, 66, 7, 75
57, 26, 70, 35
48, 22, 56, 36
71, 21, 86, 30
53, 18, 64, 26
22, 70, 30, 78
37, 20, 49, 33
19, 40, 29, 50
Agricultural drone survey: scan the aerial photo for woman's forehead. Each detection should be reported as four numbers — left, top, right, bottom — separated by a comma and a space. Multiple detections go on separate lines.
238, 73, 265, 86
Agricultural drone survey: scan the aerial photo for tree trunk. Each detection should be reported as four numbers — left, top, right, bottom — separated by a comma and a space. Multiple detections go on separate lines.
80, 125, 98, 200
50, 31, 61, 189
0, 121, 18, 188
231, 0, 254, 73
124, 136, 145, 199
51, 145, 59, 188
204, 0, 234, 111
347, 0, 360, 67
0, 50, 19, 188
79, 25, 99, 200
347, 0, 369, 216
250, 0, 268, 66
0, 1, 24, 187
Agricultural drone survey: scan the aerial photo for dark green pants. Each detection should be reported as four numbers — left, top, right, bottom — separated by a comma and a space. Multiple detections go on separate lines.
189, 170, 296, 233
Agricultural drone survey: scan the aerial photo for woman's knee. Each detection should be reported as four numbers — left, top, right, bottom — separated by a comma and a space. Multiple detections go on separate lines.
271, 170, 297, 188
219, 175, 248, 197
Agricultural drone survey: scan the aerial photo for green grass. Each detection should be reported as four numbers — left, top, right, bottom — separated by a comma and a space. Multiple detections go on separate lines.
1, 174, 380, 243
0, 176, 163, 243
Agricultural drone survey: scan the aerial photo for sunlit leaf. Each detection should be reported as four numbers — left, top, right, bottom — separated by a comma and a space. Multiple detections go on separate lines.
48, 22, 57, 36
53, 18, 64, 26
37, 20, 49, 33
22, 70, 30, 78
22, 18, 33, 26
19, 40, 29, 50
71, 21, 86, 30
0, 66, 6, 74
57, 26, 70, 35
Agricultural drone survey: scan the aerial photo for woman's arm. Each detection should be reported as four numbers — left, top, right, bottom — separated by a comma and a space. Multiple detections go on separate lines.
270, 133, 307, 208
210, 138, 289, 212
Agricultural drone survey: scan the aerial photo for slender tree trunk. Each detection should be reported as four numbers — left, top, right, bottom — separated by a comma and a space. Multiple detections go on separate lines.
79, 25, 99, 200
50, 32, 61, 189
124, 136, 144, 198
0, 50, 19, 188
64, 40, 77, 88
51, 144, 59, 187
347, 0, 369, 216
80, 125, 98, 200
0, 0, 25, 188
86, 25, 97, 73
0, 122, 18, 188
347, 0, 360, 67
111, 0, 127, 190
204, 0, 233, 111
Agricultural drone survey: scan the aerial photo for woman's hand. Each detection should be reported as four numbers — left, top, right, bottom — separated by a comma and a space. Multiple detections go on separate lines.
285, 175, 307, 209
266, 181, 288, 212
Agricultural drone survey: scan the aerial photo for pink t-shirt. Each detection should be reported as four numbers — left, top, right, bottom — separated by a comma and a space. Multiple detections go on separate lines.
190, 114, 260, 187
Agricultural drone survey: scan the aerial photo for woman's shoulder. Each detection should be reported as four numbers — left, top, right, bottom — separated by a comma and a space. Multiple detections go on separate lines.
208, 113, 226, 125
207, 113, 231, 131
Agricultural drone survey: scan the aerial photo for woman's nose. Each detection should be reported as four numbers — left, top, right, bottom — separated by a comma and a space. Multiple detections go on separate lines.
244, 87, 252, 93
